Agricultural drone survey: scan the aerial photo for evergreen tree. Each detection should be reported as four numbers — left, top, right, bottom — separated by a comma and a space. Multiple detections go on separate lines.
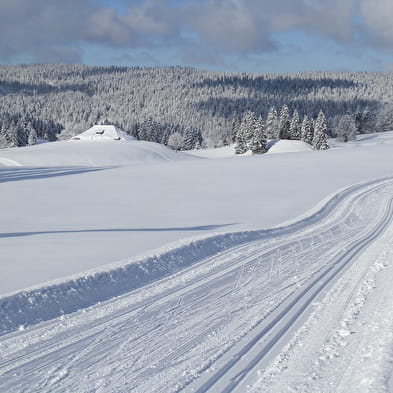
357, 109, 375, 135
167, 132, 184, 150
249, 115, 267, 154
234, 128, 247, 154
1, 64, 392, 150
279, 105, 290, 139
230, 116, 240, 144
301, 115, 314, 145
289, 109, 301, 140
9, 123, 20, 147
266, 106, 279, 139
138, 117, 157, 142
235, 111, 253, 154
243, 111, 256, 144
336, 114, 357, 142
28, 126, 38, 145
376, 104, 393, 133
313, 110, 330, 150
183, 127, 202, 150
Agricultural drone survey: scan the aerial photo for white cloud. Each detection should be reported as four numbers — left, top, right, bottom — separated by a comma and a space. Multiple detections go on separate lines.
360, 0, 393, 46
182, 0, 274, 53
0, 0, 391, 65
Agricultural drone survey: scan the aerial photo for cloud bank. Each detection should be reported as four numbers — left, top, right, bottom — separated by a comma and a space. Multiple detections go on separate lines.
0, 0, 392, 66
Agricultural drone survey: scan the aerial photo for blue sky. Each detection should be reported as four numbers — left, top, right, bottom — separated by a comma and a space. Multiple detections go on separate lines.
1, 0, 393, 73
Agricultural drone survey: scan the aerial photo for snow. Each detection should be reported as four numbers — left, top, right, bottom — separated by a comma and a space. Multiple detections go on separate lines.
70, 124, 137, 142
1, 176, 393, 392
250, 208, 393, 393
1, 134, 393, 296
186, 144, 237, 158
186, 139, 312, 159
266, 139, 313, 154
1, 132, 393, 392
0, 138, 193, 167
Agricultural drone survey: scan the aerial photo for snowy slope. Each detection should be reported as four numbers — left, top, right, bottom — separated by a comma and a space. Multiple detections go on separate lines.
70, 125, 136, 142
1, 134, 393, 295
0, 139, 193, 167
266, 139, 313, 154
186, 139, 313, 158
1, 132, 393, 392
1, 177, 393, 393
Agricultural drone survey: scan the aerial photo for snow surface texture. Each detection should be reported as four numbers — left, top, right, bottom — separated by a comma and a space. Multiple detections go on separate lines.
2, 133, 393, 296
0, 138, 193, 167
250, 197, 393, 393
2, 133, 393, 392
0, 176, 388, 335
266, 139, 313, 154
70, 125, 137, 142
1, 177, 393, 392
185, 139, 312, 158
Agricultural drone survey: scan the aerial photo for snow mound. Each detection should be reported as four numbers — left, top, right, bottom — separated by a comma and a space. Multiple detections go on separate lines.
186, 145, 236, 158
70, 125, 136, 142
267, 140, 313, 154
0, 177, 389, 335
0, 140, 194, 167
187, 140, 313, 159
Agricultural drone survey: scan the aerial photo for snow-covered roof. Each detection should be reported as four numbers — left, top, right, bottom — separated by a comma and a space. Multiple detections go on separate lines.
70, 125, 136, 142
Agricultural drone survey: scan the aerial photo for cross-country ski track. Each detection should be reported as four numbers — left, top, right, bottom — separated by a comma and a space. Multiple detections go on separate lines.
1, 177, 393, 393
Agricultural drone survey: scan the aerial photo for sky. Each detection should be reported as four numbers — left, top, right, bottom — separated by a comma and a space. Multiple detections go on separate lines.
1, 0, 393, 74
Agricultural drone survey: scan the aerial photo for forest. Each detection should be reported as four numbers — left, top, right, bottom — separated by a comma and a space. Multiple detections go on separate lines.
0, 64, 393, 150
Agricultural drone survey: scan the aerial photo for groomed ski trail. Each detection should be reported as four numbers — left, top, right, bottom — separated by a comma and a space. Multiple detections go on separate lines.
1, 178, 393, 393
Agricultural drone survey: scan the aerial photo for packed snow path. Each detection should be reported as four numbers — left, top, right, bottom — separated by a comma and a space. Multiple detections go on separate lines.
1, 178, 393, 392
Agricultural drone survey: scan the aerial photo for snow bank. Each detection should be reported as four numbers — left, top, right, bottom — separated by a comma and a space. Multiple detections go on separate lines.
70, 125, 136, 142
0, 177, 389, 336
187, 140, 313, 158
267, 139, 313, 154
0, 139, 194, 167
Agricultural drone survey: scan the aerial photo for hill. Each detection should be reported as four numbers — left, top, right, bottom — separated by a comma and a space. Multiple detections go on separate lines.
1, 65, 393, 149
1, 131, 393, 296
0, 138, 193, 167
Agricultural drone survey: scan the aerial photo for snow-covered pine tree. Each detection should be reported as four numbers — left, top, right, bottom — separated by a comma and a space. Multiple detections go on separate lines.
235, 111, 253, 154
1, 64, 392, 149
167, 132, 184, 150
375, 104, 393, 133
0, 122, 9, 148
279, 105, 290, 139
266, 106, 279, 139
230, 116, 240, 144
312, 110, 330, 150
356, 109, 375, 135
27, 125, 38, 146
2, 117, 23, 147
234, 128, 247, 154
138, 117, 157, 142
249, 115, 267, 154
17, 118, 32, 146
336, 114, 357, 142
301, 115, 313, 145
289, 109, 301, 140
243, 111, 255, 144
182, 127, 196, 150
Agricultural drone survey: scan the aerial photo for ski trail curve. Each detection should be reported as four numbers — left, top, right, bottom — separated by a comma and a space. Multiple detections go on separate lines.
1, 178, 393, 393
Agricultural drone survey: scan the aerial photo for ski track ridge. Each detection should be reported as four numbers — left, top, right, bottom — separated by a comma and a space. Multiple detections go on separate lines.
1, 176, 391, 336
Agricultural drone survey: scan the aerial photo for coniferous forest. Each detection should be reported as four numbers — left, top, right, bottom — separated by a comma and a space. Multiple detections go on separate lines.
1, 64, 393, 150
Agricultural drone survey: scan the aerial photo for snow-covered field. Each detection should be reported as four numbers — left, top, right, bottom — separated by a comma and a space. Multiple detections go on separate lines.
1, 133, 393, 392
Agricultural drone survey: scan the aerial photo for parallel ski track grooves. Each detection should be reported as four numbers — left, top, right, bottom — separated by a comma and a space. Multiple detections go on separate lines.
1, 179, 392, 393
187, 196, 393, 393
0, 178, 390, 338
0, 217, 360, 376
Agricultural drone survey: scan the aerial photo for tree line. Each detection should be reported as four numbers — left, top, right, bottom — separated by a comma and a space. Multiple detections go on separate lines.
231, 106, 330, 155
0, 64, 392, 149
